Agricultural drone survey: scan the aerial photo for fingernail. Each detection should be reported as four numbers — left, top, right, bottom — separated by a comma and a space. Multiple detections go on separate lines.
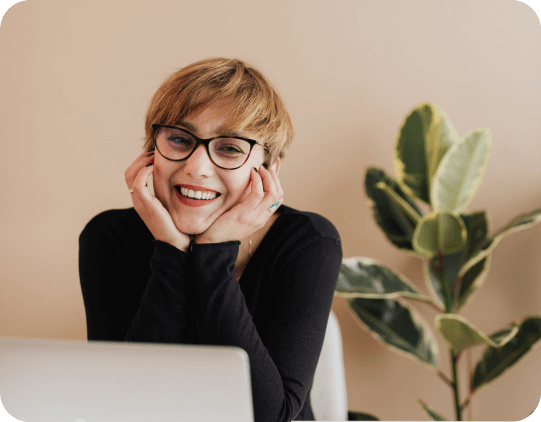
146, 163, 153, 167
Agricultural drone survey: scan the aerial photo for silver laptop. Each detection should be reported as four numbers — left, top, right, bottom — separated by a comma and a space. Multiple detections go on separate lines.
0, 337, 253, 422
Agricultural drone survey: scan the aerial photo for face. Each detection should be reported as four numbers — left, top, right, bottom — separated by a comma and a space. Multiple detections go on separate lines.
152, 100, 278, 235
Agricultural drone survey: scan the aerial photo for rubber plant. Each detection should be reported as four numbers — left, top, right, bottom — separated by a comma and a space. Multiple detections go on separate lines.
337, 102, 541, 421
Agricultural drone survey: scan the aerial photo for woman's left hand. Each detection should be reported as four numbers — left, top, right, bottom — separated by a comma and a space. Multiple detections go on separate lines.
194, 165, 283, 244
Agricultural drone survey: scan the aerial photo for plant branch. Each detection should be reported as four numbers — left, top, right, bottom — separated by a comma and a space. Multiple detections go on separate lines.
451, 349, 462, 421
437, 370, 454, 388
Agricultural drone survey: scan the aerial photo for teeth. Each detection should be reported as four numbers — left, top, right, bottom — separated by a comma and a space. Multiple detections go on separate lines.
178, 187, 218, 200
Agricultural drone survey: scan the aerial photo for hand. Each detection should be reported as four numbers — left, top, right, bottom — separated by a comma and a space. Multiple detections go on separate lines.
125, 150, 191, 252
194, 164, 284, 244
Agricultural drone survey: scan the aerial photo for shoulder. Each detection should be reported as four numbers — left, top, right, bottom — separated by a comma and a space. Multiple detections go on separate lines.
277, 204, 341, 243
269, 205, 342, 263
79, 207, 148, 246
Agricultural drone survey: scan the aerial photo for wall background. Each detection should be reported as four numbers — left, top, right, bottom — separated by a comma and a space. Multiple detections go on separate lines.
1, 0, 540, 420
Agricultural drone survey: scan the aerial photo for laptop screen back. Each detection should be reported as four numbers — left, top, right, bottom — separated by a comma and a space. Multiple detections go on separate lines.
0, 337, 253, 422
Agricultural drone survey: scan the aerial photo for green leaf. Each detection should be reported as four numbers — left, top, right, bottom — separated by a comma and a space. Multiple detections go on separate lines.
472, 317, 541, 392
454, 255, 491, 311
347, 411, 380, 420
425, 251, 464, 312
459, 211, 489, 266
336, 257, 434, 305
365, 167, 423, 251
435, 314, 517, 351
460, 209, 541, 277
347, 298, 438, 367
412, 212, 467, 258
394, 103, 459, 204
431, 128, 491, 213
422, 212, 489, 311
418, 400, 447, 421
452, 212, 490, 310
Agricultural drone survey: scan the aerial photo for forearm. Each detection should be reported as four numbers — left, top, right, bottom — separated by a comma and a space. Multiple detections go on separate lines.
190, 238, 341, 422
124, 241, 193, 343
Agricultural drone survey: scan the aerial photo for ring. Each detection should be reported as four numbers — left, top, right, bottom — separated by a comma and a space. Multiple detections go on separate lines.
129, 188, 135, 193
268, 201, 280, 212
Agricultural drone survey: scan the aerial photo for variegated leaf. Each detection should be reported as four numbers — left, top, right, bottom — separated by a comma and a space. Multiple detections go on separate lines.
472, 317, 541, 392
365, 167, 423, 252
347, 298, 438, 367
394, 103, 459, 204
435, 314, 517, 351
460, 209, 541, 277
431, 128, 491, 214
337, 257, 434, 305
412, 212, 467, 258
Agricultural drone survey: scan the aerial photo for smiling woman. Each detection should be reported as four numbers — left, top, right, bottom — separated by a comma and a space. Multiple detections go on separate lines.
78, 58, 343, 422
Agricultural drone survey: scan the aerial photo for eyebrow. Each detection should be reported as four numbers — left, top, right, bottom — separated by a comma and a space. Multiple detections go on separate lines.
176, 120, 244, 138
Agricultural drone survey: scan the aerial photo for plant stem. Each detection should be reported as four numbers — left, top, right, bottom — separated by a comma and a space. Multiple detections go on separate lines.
451, 349, 462, 421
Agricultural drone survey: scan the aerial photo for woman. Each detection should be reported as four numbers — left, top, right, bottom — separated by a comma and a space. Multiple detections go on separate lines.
79, 58, 342, 422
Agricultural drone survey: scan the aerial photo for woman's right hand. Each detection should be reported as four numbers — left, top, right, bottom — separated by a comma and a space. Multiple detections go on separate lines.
125, 150, 191, 252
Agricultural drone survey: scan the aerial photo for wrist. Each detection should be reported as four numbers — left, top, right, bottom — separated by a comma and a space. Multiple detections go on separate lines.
160, 235, 190, 252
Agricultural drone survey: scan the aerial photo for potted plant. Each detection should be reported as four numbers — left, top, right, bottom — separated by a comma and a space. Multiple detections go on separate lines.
338, 102, 541, 421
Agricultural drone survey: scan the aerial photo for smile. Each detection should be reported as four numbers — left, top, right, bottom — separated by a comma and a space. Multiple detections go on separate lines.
174, 185, 221, 207
176, 186, 219, 200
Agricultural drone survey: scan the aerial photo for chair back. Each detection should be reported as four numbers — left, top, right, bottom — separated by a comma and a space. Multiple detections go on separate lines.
310, 310, 348, 421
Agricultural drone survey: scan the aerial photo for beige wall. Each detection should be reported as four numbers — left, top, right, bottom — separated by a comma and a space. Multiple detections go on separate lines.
1, 0, 540, 420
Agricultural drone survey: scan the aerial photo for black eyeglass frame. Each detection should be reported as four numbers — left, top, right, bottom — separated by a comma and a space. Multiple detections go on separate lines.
152, 124, 266, 170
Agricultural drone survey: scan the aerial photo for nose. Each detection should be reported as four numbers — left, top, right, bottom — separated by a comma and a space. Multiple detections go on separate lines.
182, 144, 215, 177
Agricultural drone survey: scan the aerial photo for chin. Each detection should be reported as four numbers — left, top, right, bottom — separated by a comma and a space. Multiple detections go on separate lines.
171, 214, 212, 236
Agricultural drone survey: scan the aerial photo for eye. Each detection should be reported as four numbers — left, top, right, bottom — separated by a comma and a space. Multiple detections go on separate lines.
219, 144, 244, 153
169, 135, 191, 144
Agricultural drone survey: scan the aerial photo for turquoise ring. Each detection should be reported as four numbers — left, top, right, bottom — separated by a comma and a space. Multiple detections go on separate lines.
268, 201, 280, 212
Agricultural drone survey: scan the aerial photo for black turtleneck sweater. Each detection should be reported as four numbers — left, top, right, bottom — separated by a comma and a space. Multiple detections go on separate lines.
79, 204, 342, 422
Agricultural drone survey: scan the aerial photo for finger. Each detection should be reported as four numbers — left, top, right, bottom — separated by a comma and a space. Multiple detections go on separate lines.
130, 163, 155, 201
256, 167, 283, 213
258, 165, 278, 197
266, 166, 284, 200
125, 153, 154, 188
240, 167, 265, 209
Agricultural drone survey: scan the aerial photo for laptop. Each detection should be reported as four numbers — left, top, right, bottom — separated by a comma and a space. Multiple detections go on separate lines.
0, 337, 253, 422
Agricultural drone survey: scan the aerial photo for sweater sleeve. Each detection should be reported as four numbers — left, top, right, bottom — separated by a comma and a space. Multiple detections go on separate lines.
79, 213, 193, 343
123, 241, 193, 343
190, 235, 342, 422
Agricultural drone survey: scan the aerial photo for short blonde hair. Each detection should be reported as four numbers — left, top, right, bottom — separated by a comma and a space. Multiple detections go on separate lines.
144, 57, 294, 167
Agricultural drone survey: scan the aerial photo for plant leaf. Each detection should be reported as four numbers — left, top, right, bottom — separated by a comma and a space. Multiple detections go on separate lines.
460, 209, 541, 277
454, 255, 491, 311
435, 314, 517, 351
375, 182, 422, 226
430, 128, 491, 213
412, 212, 467, 258
459, 211, 489, 266
347, 297, 438, 367
472, 317, 541, 392
336, 257, 434, 305
365, 167, 423, 251
394, 102, 459, 204
425, 251, 464, 312
347, 411, 380, 420
418, 400, 447, 421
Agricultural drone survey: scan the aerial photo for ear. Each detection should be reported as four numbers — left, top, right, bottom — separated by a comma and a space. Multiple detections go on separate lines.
270, 157, 281, 175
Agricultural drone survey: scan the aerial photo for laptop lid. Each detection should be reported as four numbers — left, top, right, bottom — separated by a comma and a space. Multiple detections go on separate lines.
0, 337, 253, 422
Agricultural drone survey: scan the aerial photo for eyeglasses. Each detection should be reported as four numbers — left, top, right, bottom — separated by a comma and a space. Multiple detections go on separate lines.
152, 124, 265, 170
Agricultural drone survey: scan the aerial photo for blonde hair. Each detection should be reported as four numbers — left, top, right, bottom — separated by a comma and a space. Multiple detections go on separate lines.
144, 58, 294, 167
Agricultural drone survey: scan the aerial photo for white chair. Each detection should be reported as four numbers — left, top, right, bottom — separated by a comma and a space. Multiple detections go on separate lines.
310, 310, 348, 421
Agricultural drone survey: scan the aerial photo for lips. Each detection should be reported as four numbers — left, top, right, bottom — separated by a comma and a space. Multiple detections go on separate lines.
174, 184, 221, 207
176, 184, 220, 194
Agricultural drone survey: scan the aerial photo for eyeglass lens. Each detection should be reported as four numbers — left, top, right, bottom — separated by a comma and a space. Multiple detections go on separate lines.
155, 127, 252, 169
